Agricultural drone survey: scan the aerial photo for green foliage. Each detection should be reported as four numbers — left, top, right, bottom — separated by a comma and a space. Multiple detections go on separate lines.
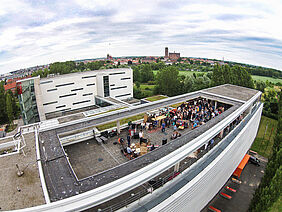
32, 61, 105, 77
6, 92, 13, 125
263, 88, 280, 120
0, 81, 8, 124
212, 64, 254, 88
255, 81, 267, 92
154, 66, 184, 96
248, 92, 281, 212
251, 116, 278, 158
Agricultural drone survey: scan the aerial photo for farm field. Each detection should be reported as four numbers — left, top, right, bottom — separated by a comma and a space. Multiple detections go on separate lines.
251, 115, 278, 158
251, 75, 282, 84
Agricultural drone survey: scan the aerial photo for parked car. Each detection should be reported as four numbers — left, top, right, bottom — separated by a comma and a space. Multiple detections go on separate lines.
249, 155, 260, 166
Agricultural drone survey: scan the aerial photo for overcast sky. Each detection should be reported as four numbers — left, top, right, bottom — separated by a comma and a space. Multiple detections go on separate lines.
0, 0, 282, 74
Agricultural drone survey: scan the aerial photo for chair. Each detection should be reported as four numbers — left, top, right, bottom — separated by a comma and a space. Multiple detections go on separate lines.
96, 137, 102, 145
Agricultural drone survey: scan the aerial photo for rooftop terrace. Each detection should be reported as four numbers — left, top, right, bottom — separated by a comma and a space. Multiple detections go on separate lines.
0, 132, 45, 210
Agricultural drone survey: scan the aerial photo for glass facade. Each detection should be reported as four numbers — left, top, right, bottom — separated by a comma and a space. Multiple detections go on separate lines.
17, 79, 40, 125
103, 76, 110, 97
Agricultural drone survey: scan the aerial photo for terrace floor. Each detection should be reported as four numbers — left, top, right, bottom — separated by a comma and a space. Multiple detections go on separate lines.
64, 124, 193, 179
0, 132, 45, 210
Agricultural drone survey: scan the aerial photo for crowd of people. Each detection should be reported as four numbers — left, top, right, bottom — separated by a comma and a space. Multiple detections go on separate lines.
119, 98, 226, 159
146, 98, 225, 132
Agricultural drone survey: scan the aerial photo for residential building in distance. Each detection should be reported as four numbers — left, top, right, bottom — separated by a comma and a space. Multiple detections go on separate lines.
4, 76, 31, 94
17, 68, 133, 124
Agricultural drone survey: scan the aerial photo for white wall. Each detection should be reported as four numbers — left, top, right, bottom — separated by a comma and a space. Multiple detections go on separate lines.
39, 68, 133, 115
152, 104, 263, 212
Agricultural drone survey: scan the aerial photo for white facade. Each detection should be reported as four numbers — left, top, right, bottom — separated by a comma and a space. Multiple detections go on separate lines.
38, 68, 133, 117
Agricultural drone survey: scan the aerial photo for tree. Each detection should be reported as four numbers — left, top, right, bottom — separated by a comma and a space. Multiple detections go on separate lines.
7, 90, 19, 119
211, 64, 254, 88
133, 68, 141, 82
0, 81, 7, 124
255, 81, 266, 92
154, 66, 183, 96
77, 62, 85, 71
140, 65, 154, 83
6, 91, 14, 126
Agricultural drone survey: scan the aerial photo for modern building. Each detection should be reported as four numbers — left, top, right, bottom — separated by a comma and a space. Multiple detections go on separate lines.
0, 84, 263, 212
17, 68, 133, 124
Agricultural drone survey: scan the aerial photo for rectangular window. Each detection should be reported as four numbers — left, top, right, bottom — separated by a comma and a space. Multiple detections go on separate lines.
103, 76, 110, 97
43, 101, 58, 106
111, 86, 127, 90
71, 88, 83, 92
56, 105, 66, 109
121, 77, 131, 80
109, 72, 125, 75
40, 80, 53, 85
73, 100, 90, 105
115, 93, 131, 98
86, 83, 95, 86
83, 93, 93, 96
59, 93, 77, 98
82, 75, 96, 79
47, 88, 57, 92
56, 82, 74, 87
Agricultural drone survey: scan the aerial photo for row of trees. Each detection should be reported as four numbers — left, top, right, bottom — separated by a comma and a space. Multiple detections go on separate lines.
212, 64, 254, 88
248, 92, 281, 211
32, 61, 106, 77
133, 63, 256, 99
0, 82, 20, 125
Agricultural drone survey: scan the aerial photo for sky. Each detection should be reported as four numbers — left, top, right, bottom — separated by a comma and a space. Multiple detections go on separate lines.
0, 0, 282, 74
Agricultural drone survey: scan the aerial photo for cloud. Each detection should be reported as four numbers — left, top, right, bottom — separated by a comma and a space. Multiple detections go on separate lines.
0, 0, 282, 73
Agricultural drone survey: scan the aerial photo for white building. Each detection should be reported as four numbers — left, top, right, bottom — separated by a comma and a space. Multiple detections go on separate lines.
17, 68, 133, 123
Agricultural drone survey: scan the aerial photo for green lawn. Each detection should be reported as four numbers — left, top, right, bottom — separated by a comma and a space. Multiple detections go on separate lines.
267, 196, 282, 212
139, 84, 155, 90
251, 116, 278, 158
252, 75, 282, 84
96, 113, 145, 131
145, 95, 167, 102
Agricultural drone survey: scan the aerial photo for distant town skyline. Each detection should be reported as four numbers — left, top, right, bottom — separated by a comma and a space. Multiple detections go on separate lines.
0, 0, 282, 74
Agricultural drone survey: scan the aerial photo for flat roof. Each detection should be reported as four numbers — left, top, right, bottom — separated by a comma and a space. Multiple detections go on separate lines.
37, 84, 262, 202
0, 85, 259, 207
0, 133, 45, 210
40, 68, 131, 82
204, 84, 259, 102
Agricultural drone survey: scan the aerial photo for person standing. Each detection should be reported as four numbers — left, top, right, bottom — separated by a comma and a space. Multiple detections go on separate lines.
161, 122, 165, 132
139, 130, 144, 142
127, 134, 131, 147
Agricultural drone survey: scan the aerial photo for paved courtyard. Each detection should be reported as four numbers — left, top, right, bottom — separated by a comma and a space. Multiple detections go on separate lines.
64, 124, 193, 179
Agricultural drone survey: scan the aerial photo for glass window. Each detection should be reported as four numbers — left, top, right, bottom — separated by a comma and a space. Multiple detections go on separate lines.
103, 76, 110, 97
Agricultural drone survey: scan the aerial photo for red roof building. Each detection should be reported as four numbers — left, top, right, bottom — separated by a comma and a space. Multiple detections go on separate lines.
4, 76, 31, 94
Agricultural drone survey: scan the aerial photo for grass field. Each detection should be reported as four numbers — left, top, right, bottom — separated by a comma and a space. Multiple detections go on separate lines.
145, 95, 167, 102
267, 196, 282, 212
251, 116, 278, 158
139, 84, 155, 90
252, 75, 282, 84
